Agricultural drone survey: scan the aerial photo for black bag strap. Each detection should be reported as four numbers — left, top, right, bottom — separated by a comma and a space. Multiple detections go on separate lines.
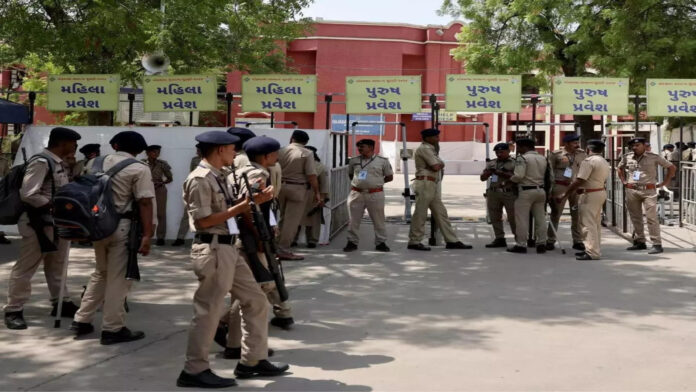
27, 153, 56, 198
90, 156, 107, 174
105, 157, 142, 179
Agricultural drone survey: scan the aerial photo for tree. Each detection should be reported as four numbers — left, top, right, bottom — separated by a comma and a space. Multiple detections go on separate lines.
0, 0, 313, 124
439, 0, 696, 141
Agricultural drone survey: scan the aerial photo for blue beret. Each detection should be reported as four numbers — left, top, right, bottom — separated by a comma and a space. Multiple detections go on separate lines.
421, 128, 440, 137
356, 139, 375, 147
664, 144, 674, 149
50, 127, 81, 141
226, 127, 256, 143
291, 130, 310, 144
587, 139, 605, 147
195, 131, 239, 146
145, 145, 161, 151
688, 142, 696, 148
79, 143, 100, 155
109, 131, 147, 152
628, 137, 646, 145
493, 142, 509, 151
562, 134, 580, 143
516, 138, 536, 148
243, 136, 281, 156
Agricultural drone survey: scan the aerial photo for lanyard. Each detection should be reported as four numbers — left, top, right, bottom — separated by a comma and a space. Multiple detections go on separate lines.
199, 164, 233, 206
359, 156, 376, 169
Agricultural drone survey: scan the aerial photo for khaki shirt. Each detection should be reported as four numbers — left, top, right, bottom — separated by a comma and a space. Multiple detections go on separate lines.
20, 149, 68, 208
348, 155, 393, 189
144, 158, 173, 187
618, 151, 673, 184
669, 150, 681, 161
71, 159, 87, 180
548, 148, 586, 182
414, 142, 443, 179
84, 152, 156, 215
278, 143, 316, 183
183, 160, 233, 235
189, 156, 201, 172
316, 161, 330, 194
236, 162, 270, 197
576, 154, 610, 189
484, 158, 516, 191
234, 152, 250, 169
511, 150, 548, 186
269, 163, 282, 198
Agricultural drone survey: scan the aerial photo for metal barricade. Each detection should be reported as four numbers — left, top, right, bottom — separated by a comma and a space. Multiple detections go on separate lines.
681, 162, 696, 230
328, 165, 351, 239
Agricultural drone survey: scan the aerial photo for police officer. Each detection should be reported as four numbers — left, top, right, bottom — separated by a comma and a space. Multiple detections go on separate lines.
507, 138, 550, 254
344, 139, 393, 252
297, 146, 328, 248
144, 145, 173, 246
561, 140, 610, 260
172, 150, 201, 246
688, 142, 696, 161
547, 134, 586, 251
670, 142, 683, 161
176, 131, 288, 388
407, 128, 472, 251
3, 127, 81, 330
71, 131, 155, 344
662, 144, 675, 161
618, 137, 676, 254
71, 143, 100, 179
480, 142, 516, 248
276, 130, 320, 260
222, 135, 294, 357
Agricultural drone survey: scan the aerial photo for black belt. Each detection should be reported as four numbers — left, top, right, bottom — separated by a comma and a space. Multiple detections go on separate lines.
282, 180, 306, 186
118, 211, 135, 220
194, 233, 236, 245
521, 185, 543, 190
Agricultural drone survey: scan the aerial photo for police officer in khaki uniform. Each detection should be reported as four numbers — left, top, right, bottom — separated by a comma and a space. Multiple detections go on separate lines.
407, 128, 472, 251
176, 131, 288, 389
507, 138, 550, 254
688, 142, 696, 161
277, 130, 321, 260
547, 134, 586, 251
561, 140, 611, 260
144, 145, 173, 246
480, 142, 516, 248
221, 136, 293, 358
71, 131, 155, 344
618, 137, 676, 254
173, 150, 202, 246
3, 127, 81, 330
661, 144, 675, 161
344, 139, 393, 252
297, 146, 329, 248
71, 143, 100, 180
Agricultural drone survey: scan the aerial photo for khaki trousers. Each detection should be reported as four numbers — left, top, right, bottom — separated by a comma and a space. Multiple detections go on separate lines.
626, 188, 661, 245
514, 188, 547, 247
176, 207, 189, 240
155, 186, 167, 240
4, 214, 70, 312
548, 184, 581, 243
74, 219, 132, 332
408, 179, 458, 244
347, 190, 387, 245
184, 241, 268, 374
579, 191, 606, 259
486, 191, 516, 240
277, 184, 309, 254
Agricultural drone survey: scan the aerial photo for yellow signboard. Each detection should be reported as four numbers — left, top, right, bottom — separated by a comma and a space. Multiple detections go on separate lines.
47, 74, 120, 111
242, 74, 317, 112
346, 76, 421, 114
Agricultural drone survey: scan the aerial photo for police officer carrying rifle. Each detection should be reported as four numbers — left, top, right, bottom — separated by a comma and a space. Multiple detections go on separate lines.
481, 142, 517, 248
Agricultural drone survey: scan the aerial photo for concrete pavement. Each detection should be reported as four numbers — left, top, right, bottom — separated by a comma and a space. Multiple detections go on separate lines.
1, 176, 696, 391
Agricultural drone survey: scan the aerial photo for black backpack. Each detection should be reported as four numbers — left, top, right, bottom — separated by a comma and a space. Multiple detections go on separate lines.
54, 155, 140, 241
0, 153, 55, 225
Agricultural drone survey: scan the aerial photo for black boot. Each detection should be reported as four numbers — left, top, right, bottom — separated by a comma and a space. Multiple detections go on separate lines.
270, 317, 294, 330
536, 245, 547, 254
407, 243, 431, 251
0, 234, 11, 244
506, 245, 527, 253
485, 238, 507, 248
50, 301, 79, 318
545, 242, 555, 251
155, 239, 165, 246
343, 241, 358, 252
572, 242, 586, 251
171, 239, 185, 246
176, 369, 237, 388
446, 241, 473, 249
70, 321, 94, 336
234, 360, 289, 379
100, 327, 145, 345
626, 242, 647, 250
4, 310, 27, 330
223, 347, 274, 360
375, 242, 390, 252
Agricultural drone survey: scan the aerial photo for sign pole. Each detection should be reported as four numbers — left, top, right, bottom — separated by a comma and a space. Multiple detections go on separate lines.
324, 94, 332, 130
225, 92, 233, 127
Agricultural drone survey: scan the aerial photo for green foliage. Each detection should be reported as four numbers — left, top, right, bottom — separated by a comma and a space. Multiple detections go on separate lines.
0, 0, 313, 85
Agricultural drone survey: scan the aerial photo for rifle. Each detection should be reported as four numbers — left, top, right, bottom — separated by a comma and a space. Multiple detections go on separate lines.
125, 202, 141, 281
241, 172, 289, 302
306, 198, 329, 225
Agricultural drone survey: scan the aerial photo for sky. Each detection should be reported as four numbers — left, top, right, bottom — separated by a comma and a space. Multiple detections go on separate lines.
300, 0, 459, 26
